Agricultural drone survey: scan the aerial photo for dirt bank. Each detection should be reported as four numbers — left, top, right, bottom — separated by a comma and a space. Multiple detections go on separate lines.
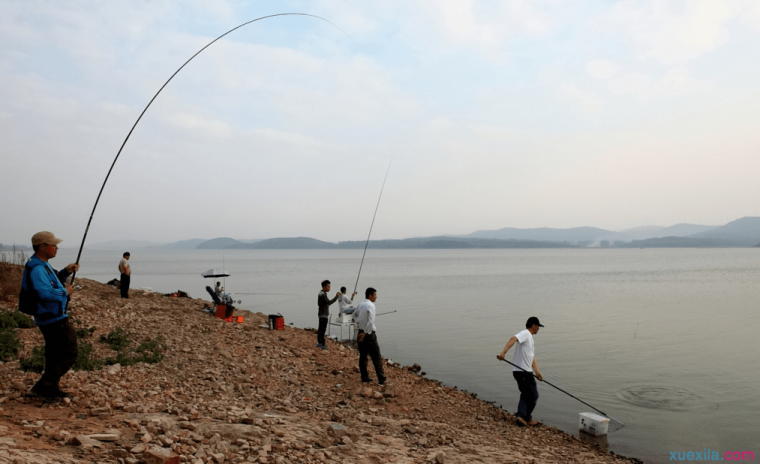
0, 263, 644, 463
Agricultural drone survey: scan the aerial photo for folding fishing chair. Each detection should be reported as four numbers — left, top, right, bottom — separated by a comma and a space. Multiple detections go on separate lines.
205, 286, 232, 318
328, 309, 356, 341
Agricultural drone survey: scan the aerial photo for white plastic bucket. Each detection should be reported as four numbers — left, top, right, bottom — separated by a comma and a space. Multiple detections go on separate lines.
579, 412, 610, 436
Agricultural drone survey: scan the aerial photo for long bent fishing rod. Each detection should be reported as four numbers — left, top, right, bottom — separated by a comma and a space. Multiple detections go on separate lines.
497, 357, 624, 426
70, 13, 345, 283
352, 161, 392, 295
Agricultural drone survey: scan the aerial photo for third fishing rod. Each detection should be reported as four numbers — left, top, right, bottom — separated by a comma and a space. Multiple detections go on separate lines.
352, 160, 391, 296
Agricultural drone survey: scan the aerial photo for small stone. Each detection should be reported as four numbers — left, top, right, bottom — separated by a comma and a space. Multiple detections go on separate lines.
87, 433, 120, 442
360, 387, 372, 398
75, 398, 90, 408
141, 433, 153, 443
327, 424, 346, 437
371, 392, 383, 400
71, 434, 101, 447
91, 407, 111, 416
435, 451, 446, 463
113, 448, 131, 459
143, 447, 180, 464
130, 443, 146, 454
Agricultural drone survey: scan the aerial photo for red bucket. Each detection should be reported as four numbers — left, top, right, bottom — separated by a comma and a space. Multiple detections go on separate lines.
215, 304, 227, 319
268, 314, 284, 330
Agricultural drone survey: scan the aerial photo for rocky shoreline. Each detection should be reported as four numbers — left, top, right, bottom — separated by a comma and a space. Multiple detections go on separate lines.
0, 263, 645, 463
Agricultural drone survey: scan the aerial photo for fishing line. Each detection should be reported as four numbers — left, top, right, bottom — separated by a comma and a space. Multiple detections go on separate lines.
497, 357, 625, 430
352, 160, 392, 295
69, 13, 348, 283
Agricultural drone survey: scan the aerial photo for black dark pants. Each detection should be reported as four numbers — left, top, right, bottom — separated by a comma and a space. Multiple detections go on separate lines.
358, 332, 386, 384
120, 273, 130, 298
317, 317, 328, 346
513, 371, 539, 421
36, 318, 78, 390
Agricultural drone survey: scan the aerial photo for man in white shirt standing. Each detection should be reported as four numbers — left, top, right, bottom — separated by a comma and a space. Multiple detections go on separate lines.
354, 287, 386, 386
118, 252, 131, 299
497, 316, 544, 427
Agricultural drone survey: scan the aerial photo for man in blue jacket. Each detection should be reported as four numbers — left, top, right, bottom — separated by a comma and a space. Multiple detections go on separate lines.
22, 231, 79, 399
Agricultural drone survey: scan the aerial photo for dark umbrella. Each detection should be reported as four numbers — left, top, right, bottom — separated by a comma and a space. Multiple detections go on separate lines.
201, 269, 230, 278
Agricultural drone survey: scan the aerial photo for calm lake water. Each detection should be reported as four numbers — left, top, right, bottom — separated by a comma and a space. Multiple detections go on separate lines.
54, 247, 760, 463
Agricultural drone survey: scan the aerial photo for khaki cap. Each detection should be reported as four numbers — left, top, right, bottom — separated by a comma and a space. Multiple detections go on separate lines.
31, 231, 63, 246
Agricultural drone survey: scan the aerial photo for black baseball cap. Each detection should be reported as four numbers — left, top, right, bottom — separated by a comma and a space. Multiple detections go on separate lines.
526, 317, 544, 328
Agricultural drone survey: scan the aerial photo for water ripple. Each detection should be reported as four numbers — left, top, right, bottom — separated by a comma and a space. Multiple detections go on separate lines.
617, 385, 702, 411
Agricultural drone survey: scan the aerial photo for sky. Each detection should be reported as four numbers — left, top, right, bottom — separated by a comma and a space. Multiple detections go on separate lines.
2, 0, 760, 245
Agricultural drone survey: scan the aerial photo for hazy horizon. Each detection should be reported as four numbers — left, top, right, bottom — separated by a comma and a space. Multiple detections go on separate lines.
4, 218, 739, 249
3, 1, 760, 244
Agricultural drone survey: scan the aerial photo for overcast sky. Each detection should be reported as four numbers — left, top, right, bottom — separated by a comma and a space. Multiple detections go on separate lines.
2, 1, 760, 245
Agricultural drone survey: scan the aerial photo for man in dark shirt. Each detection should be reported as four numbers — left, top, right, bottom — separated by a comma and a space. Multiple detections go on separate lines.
317, 280, 340, 350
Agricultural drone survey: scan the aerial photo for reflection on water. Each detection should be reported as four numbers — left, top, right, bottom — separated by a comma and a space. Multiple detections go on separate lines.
579, 430, 609, 452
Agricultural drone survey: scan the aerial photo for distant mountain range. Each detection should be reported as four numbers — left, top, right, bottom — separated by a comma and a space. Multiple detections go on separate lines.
464, 223, 719, 244
73, 217, 760, 250
198, 236, 578, 250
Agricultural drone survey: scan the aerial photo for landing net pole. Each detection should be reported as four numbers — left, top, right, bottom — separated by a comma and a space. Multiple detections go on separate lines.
352, 161, 391, 296
497, 357, 625, 427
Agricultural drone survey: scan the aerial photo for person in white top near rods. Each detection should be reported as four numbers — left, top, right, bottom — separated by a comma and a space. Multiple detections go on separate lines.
497, 316, 545, 427
354, 287, 386, 386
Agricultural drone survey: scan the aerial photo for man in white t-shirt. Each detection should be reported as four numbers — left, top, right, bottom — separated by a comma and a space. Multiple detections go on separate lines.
497, 316, 544, 427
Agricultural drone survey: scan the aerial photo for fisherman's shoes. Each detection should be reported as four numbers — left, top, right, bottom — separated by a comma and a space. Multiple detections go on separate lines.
30, 384, 69, 400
